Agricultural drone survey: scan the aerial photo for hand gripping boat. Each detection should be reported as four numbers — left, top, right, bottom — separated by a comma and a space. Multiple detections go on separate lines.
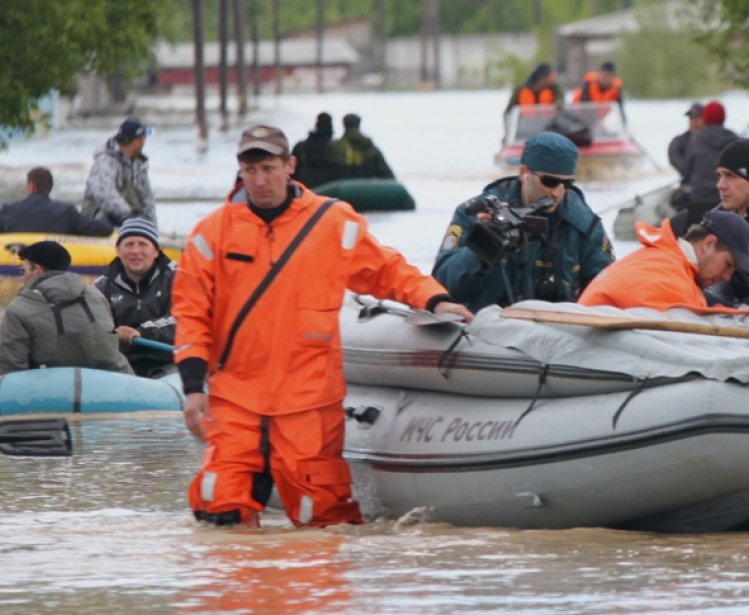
342, 297, 749, 532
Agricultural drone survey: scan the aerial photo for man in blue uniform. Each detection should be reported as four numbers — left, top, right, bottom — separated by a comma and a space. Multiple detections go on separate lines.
433, 132, 614, 312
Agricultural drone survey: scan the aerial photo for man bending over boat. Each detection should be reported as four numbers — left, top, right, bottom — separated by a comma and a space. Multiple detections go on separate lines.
96, 217, 176, 377
433, 131, 614, 313
0, 167, 113, 236
0, 241, 132, 375
579, 210, 749, 311
172, 123, 472, 529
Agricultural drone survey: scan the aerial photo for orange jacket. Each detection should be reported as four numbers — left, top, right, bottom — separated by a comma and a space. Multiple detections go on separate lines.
571, 71, 623, 104
172, 183, 449, 415
578, 219, 709, 310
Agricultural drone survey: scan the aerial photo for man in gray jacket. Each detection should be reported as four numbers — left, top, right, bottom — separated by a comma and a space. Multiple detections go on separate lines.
0, 241, 132, 375
82, 117, 157, 226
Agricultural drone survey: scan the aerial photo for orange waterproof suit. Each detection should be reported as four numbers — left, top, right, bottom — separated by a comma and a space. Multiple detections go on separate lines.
578, 219, 709, 310
172, 183, 450, 526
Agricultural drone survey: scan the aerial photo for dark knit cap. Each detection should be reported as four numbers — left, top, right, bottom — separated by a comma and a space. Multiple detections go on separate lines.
18, 241, 71, 271
521, 131, 579, 176
717, 139, 749, 181
116, 217, 160, 248
116, 117, 148, 143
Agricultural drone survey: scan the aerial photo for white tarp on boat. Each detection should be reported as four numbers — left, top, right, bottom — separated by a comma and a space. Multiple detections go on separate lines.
471, 300, 749, 384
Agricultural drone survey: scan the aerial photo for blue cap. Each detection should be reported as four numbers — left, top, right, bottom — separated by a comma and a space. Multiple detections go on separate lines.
521, 131, 579, 176
702, 210, 749, 273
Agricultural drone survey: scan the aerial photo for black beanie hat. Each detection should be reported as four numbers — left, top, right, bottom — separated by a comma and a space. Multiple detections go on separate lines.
717, 139, 749, 181
18, 241, 71, 271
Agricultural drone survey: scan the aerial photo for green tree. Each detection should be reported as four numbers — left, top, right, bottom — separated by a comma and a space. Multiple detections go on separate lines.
686, 0, 749, 89
614, 1, 729, 98
0, 0, 168, 138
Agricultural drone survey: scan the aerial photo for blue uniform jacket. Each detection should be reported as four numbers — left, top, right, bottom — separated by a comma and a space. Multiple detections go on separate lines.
432, 176, 614, 312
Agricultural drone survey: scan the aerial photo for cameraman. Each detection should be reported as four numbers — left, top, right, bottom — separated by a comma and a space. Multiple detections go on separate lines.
432, 132, 614, 312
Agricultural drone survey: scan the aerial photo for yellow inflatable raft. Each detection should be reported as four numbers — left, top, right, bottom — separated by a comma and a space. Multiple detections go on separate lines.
0, 232, 184, 276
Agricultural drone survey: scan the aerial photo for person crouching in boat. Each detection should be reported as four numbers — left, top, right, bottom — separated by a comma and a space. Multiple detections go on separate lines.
433, 131, 615, 314
0, 241, 132, 374
579, 210, 749, 311
95, 217, 177, 378
172, 123, 473, 529
668, 139, 749, 307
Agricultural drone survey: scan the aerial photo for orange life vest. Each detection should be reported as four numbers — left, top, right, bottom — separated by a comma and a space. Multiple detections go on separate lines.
571, 71, 623, 104
518, 86, 557, 106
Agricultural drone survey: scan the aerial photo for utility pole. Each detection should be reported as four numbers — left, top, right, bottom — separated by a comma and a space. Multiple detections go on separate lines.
218, 0, 229, 131
234, 0, 248, 116
374, 0, 387, 88
250, 0, 260, 101
192, 0, 208, 150
316, 0, 325, 93
273, 0, 282, 95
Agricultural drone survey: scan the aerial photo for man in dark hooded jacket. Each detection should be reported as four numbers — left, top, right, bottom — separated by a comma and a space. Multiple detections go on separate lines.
290, 112, 344, 188
335, 113, 395, 179
682, 100, 738, 224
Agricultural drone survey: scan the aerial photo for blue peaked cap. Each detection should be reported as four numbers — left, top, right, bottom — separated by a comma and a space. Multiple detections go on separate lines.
521, 131, 579, 176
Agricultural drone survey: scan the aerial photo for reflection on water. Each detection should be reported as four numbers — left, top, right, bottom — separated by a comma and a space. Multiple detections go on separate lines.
2, 414, 749, 614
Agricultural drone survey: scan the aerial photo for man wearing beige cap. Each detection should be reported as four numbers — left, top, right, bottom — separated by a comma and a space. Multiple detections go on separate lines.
172, 124, 472, 529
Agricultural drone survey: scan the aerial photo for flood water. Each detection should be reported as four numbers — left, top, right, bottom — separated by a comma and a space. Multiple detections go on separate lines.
1, 89, 749, 613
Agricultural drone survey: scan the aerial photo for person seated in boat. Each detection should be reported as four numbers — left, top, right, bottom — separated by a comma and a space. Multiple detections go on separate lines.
433, 131, 614, 313
0, 167, 113, 236
290, 112, 345, 189
570, 61, 625, 124
503, 62, 563, 139
0, 241, 132, 375
171, 122, 472, 529
669, 139, 749, 307
579, 210, 749, 312
334, 113, 395, 180
679, 101, 738, 225
82, 116, 157, 227
95, 217, 176, 378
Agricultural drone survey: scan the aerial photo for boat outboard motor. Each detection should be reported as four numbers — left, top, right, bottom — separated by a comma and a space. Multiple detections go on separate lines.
464, 195, 551, 265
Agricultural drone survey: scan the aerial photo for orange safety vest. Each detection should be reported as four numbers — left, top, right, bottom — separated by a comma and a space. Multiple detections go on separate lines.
571, 71, 623, 104
172, 183, 449, 415
517, 86, 557, 106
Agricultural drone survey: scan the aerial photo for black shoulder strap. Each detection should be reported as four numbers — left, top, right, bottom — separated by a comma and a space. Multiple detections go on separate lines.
217, 198, 337, 369
36, 286, 96, 336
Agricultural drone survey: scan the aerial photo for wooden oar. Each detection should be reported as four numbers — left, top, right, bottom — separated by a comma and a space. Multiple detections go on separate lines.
132, 337, 175, 353
501, 307, 749, 339
0, 418, 72, 456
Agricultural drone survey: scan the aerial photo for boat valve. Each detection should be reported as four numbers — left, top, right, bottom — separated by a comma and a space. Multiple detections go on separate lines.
344, 405, 381, 425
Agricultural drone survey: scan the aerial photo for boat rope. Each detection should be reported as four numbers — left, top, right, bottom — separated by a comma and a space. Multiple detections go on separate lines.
437, 329, 470, 379
612, 377, 648, 429
514, 363, 551, 427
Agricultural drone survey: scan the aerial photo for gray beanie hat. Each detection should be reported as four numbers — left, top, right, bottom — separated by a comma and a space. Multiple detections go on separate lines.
116, 217, 159, 248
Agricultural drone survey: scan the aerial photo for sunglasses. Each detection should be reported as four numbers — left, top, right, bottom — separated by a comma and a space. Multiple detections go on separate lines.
530, 171, 574, 189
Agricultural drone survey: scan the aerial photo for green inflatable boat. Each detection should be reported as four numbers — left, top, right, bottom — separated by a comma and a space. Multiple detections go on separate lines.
313, 178, 416, 212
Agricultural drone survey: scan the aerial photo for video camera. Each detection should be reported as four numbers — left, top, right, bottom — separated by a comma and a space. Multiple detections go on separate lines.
464, 194, 552, 265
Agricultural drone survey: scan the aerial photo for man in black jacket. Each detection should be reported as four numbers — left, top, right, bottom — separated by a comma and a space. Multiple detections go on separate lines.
95, 217, 176, 377
0, 167, 113, 236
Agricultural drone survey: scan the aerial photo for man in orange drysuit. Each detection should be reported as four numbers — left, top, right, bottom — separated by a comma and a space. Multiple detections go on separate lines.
578, 210, 749, 311
172, 124, 473, 528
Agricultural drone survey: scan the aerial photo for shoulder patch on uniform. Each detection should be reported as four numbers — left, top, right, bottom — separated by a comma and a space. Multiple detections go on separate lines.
441, 224, 463, 250
601, 235, 614, 259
